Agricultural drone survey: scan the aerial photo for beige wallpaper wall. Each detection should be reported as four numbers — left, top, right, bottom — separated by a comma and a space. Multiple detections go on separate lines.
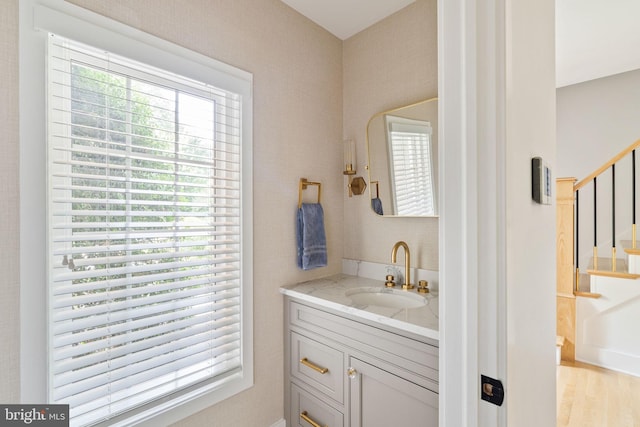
0, 0, 20, 404
342, 0, 439, 270
7, 0, 343, 425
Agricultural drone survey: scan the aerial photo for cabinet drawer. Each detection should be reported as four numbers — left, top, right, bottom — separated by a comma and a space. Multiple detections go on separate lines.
291, 382, 344, 427
291, 331, 345, 404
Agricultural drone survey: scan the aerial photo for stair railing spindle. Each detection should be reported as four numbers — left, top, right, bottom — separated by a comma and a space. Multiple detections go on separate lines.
575, 189, 580, 292
633, 150, 636, 249
593, 177, 598, 270
612, 164, 616, 271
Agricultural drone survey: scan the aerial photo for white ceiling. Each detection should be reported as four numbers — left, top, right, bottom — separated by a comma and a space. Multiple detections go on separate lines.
280, 0, 416, 40
281, 0, 640, 88
556, 0, 640, 87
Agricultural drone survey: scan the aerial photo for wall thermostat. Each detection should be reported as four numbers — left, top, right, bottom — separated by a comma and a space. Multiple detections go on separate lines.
531, 157, 551, 205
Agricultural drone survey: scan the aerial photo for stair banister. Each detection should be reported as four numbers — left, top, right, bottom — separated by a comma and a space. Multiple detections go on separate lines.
574, 138, 640, 191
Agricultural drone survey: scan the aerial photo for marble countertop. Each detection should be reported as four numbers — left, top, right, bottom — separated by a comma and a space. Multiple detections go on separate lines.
280, 274, 439, 341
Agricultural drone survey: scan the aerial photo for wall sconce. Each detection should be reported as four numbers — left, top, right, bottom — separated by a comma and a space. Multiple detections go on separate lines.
343, 139, 356, 176
343, 139, 366, 197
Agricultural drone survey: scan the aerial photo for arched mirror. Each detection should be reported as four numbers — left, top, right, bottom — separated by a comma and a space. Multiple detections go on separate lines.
366, 97, 438, 217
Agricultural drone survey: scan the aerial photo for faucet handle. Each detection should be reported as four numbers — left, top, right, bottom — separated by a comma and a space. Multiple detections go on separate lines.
385, 274, 396, 287
417, 280, 430, 294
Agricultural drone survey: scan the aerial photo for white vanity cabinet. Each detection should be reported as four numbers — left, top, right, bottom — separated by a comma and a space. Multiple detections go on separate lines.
284, 297, 439, 427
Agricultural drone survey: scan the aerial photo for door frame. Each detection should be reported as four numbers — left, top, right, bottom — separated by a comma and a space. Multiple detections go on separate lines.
439, 0, 557, 426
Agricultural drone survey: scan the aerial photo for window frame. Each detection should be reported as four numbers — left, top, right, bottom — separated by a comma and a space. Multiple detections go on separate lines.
20, 2, 253, 426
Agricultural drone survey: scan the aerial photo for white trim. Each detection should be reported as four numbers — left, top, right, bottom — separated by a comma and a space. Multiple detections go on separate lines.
19, 0, 48, 404
32, 3, 252, 97
269, 419, 286, 427
475, 0, 507, 425
438, 0, 477, 423
576, 350, 640, 378
439, 0, 508, 425
20, 1, 253, 425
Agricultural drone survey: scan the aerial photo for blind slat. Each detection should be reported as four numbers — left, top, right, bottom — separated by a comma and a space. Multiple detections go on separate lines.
52, 258, 238, 284
55, 339, 241, 402
52, 273, 239, 312
53, 301, 239, 349
54, 327, 241, 388
51, 230, 239, 246
52, 272, 239, 303
53, 314, 239, 363
52, 292, 240, 337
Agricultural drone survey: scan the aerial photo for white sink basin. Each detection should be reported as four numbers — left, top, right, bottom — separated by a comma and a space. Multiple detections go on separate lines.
345, 287, 427, 309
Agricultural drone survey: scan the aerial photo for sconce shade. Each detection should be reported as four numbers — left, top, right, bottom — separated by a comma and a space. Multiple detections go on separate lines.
343, 139, 356, 175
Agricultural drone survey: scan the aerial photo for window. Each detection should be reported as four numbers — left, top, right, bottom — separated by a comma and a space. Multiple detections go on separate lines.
386, 116, 436, 216
45, 31, 252, 426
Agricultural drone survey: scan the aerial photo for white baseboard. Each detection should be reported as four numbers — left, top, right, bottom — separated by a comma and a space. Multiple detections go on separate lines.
576, 277, 640, 377
269, 419, 286, 427
576, 348, 640, 377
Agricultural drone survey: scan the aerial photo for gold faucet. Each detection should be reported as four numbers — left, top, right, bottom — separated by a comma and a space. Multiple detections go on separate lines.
391, 241, 414, 290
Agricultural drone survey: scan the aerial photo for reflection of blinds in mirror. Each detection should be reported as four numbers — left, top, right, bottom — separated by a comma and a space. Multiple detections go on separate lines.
387, 118, 435, 216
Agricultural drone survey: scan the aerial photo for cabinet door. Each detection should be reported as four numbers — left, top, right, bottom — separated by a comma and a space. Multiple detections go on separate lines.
348, 357, 438, 427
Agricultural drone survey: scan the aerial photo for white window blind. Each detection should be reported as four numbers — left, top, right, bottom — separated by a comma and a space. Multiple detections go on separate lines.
387, 117, 436, 216
47, 34, 247, 426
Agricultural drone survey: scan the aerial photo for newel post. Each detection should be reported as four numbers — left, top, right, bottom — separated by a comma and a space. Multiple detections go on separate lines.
556, 177, 577, 361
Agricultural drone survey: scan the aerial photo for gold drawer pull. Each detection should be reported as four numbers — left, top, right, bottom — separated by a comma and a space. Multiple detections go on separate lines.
300, 411, 327, 427
300, 357, 329, 374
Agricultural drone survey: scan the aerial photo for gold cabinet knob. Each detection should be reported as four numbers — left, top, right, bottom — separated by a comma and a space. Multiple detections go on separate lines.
347, 367, 357, 379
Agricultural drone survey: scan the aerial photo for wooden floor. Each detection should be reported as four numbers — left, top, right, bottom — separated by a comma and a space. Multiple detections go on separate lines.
557, 361, 640, 426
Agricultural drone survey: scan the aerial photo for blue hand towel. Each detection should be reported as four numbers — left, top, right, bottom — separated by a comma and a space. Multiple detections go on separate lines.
371, 197, 384, 215
296, 203, 328, 270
